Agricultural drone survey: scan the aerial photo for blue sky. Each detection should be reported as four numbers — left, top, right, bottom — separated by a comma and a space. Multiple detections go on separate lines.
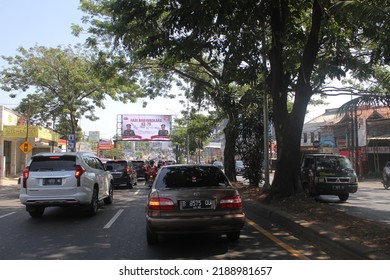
0, 1, 348, 138
0, 0, 185, 138
0, 0, 84, 108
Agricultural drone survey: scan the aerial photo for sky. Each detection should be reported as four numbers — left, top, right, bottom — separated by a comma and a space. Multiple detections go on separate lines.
0, 0, 351, 139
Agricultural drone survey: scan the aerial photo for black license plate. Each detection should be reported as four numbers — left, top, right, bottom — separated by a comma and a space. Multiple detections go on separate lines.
180, 199, 214, 210
43, 178, 62, 185
331, 185, 345, 190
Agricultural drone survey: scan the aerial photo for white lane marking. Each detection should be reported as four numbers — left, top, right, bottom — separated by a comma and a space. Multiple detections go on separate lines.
103, 209, 124, 229
0, 212, 16, 219
135, 190, 141, 195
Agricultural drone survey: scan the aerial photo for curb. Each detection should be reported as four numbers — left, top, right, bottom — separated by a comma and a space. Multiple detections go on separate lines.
245, 199, 390, 260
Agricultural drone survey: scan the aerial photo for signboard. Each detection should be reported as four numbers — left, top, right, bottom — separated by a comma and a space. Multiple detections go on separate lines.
89, 131, 100, 142
120, 114, 172, 141
68, 134, 75, 152
19, 141, 33, 154
98, 139, 113, 150
3, 126, 60, 141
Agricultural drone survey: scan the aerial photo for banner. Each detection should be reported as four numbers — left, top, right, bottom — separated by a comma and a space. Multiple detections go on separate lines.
121, 114, 172, 141
98, 139, 113, 150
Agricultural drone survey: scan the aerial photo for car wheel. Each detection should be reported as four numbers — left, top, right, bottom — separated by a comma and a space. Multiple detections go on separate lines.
226, 231, 240, 242
338, 193, 349, 202
88, 188, 99, 215
146, 227, 158, 245
28, 206, 45, 218
104, 182, 114, 205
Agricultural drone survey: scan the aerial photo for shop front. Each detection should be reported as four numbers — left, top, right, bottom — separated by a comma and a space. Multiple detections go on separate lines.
1, 125, 60, 178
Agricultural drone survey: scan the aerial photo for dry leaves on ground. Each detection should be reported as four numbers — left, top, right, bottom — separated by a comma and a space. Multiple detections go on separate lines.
235, 182, 390, 257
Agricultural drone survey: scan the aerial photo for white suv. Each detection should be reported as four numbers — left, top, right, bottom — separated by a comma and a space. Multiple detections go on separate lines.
19, 152, 114, 217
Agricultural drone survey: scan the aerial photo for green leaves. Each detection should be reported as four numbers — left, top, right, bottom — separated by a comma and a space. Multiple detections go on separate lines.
0, 44, 141, 137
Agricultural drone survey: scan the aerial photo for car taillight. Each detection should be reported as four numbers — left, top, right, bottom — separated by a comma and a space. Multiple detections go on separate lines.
148, 197, 175, 211
75, 165, 85, 186
22, 167, 29, 188
219, 195, 242, 209
126, 167, 131, 174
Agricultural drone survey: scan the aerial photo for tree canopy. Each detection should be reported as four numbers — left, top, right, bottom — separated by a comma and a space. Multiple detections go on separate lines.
70, 0, 390, 198
0, 44, 143, 139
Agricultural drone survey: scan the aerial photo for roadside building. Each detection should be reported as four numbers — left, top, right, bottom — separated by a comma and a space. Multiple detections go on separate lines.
302, 106, 390, 176
0, 106, 60, 178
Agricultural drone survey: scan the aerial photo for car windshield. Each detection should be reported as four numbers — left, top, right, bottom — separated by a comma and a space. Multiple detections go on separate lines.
106, 162, 126, 171
155, 166, 229, 189
316, 156, 353, 172
29, 155, 76, 171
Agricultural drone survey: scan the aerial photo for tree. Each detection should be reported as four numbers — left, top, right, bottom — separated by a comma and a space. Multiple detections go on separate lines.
78, 0, 390, 200
0, 44, 143, 142
170, 109, 220, 163
77, 0, 266, 181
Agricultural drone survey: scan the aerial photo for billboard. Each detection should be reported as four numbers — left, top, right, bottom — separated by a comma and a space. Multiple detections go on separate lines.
120, 114, 172, 141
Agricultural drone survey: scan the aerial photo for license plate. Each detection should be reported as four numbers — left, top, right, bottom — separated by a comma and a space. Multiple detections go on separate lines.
332, 185, 345, 190
43, 178, 62, 185
180, 199, 214, 210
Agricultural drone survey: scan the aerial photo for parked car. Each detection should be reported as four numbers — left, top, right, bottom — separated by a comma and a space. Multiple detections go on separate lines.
19, 152, 114, 218
105, 159, 137, 188
131, 160, 149, 180
235, 160, 245, 175
300, 153, 358, 201
383, 161, 390, 189
145, 164, 246, 245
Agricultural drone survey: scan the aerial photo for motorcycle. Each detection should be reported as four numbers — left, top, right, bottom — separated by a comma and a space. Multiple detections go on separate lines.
145, 166, 158, 188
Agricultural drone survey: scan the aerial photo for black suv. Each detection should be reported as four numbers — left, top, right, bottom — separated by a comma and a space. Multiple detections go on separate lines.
105, 160, 137, 188
300, 153, 358, 201
131, 160, 148, 180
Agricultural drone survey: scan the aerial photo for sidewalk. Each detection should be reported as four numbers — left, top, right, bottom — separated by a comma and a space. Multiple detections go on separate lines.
0, 177, 19, 187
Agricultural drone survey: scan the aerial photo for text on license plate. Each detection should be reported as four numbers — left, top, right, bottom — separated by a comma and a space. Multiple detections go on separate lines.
332, 185, 345, 190
180, 199, 214, 210
43, 178, 62, 185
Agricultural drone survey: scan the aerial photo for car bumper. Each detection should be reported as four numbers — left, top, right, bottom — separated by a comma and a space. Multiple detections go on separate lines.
146, 213, 246, 234
19, 192, 91, 207
316, 184, 358, 194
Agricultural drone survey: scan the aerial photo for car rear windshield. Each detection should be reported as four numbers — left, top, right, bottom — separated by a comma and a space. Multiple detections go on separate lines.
106, 161, 127, 170
29, 155, 76, 171
155, 166, 229, 189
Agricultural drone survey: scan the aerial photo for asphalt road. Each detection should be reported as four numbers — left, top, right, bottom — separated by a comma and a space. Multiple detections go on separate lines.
316, 178, 390, 225
0, 178, 342, 260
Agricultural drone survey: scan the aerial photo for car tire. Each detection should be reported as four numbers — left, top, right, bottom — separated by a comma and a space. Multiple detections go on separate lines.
28, 206, 45, 218
104, 182, 114, 205
226, 231, 240, 242
146, 227, 158, 245
338, 193, 349, 202
88, 188, 99, 215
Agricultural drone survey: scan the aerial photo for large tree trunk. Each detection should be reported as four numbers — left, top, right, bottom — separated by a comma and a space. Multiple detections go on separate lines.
268, 0, 324, 199
271, 95, 309, 198
223, 111, 239, 182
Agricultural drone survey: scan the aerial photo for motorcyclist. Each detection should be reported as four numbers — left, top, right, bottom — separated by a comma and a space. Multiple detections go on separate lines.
145, 160, 158, 187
